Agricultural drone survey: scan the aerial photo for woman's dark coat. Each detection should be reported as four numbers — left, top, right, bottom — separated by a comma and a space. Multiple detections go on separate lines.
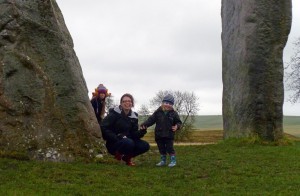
100, 106, 146, 144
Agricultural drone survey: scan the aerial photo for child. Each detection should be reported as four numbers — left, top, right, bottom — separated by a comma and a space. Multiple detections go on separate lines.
140, 94, 182, 167
91, 84, 110, 124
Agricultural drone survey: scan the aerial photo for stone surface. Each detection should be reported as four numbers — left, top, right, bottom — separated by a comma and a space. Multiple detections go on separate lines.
222, 0, 292, 140
0, 0, 104, 161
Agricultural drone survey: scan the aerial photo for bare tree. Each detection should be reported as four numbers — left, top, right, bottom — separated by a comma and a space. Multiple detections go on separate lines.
105, 96, 117, 114
137, 104, 151, 123
286, 37, 300, 103
149, 90, 200, 141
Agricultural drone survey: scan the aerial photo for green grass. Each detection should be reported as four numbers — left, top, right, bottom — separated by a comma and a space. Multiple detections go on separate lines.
1, 140, 300, 195
1, 116, 300, 195
193, 115, 223, 130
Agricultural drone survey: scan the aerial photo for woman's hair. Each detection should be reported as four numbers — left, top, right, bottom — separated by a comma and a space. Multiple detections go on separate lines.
120, 93, 134, 107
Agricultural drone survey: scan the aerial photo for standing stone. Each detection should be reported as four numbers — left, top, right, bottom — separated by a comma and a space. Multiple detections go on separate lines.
222, 0, 292, 140
0, 0, 104, 161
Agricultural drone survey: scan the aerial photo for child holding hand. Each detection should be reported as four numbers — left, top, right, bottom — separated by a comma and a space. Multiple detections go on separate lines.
141, 94, 182, 167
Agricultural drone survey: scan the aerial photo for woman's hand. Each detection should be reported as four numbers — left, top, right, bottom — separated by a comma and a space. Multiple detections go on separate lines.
117, 133, 127, 139
172, 125, 178, 132
140, 125, 147, 130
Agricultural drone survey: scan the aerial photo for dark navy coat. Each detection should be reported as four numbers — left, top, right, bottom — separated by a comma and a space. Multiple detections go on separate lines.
100, 106, 146, 144
141, 107, 182, 140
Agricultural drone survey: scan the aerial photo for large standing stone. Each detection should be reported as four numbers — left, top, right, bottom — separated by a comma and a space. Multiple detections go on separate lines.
0, 0, 104, 161
222, 0, 292, 140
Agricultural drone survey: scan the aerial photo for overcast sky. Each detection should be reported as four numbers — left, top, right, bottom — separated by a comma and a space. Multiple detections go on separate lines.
56, 0, 299, 116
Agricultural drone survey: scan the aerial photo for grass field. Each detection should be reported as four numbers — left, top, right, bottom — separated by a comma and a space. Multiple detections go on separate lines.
1, 140, 300, 195
283, 116, 300, 137
192, 115, 300, 137
141, 115, 300, 130
1, 116, 300, 194
193, 115, 223, 130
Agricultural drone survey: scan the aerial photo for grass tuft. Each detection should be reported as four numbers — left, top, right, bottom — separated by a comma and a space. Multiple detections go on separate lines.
0, 150, 30, 161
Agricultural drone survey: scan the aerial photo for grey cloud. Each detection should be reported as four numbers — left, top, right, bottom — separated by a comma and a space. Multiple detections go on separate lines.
57, 0, 299, 115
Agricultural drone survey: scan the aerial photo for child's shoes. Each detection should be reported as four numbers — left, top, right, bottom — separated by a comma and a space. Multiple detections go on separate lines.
168, 155, 176, 167
156, 155, 167, 166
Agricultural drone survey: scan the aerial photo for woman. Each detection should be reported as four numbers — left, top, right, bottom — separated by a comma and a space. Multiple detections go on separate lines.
100, 93, 149, 166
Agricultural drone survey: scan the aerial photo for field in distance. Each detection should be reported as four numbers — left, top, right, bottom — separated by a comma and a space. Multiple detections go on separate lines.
142, 115, 300, 143
193, 115, 300, 133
